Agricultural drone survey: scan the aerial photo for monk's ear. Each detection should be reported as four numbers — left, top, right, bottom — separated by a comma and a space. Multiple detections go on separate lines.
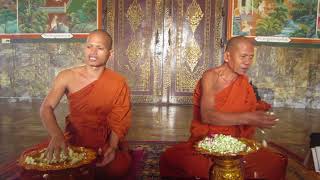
106, 49, 113, 59
224, 52, 230, 63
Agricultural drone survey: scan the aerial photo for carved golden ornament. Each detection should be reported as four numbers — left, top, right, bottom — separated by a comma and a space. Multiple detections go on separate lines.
126, 0, 144, 32
176, 73, 197, 92
126, 39, 144, 68
139, 60, 151, 90
184, 36, 202, 72
186, 0, 204, 33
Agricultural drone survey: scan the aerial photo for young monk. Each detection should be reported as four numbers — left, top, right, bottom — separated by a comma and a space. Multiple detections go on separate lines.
37, 30, 132, 179
160, 36, 287, 180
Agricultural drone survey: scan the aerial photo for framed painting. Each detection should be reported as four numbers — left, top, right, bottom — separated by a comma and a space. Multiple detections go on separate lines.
226, 0, 320, 44
0, 0, 102, 39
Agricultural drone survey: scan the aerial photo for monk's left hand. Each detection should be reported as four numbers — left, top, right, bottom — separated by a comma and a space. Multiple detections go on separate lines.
96, 146, 116, 167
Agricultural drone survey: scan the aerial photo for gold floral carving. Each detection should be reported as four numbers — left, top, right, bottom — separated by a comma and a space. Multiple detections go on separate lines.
126, 0, 144, 32
186, 0, 204, 33
126, 39, 144, 70
184, 37, 202, 72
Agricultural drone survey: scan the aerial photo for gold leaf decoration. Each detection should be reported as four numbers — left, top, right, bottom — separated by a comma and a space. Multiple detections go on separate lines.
184, 37, 202, 72
126, 0, 144, 32
186, 0, 204, 33
126, 39, 144, 68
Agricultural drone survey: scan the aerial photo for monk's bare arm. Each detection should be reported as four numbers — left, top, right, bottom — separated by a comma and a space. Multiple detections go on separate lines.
40, 70, 70, 159
40, 71, 69, 137
200, 71, 277, 128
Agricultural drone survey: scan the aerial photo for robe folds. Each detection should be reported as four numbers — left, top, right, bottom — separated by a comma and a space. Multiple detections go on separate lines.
22, 69, 132, 179
160, 75, 288, 180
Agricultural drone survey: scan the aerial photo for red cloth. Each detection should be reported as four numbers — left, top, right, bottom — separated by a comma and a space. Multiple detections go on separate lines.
22, 69, 132, 179
160, 75, 287, 180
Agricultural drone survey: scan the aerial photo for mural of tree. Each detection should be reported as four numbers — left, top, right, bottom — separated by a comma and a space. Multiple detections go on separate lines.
18, 0, 48, 33
289, 0, 317, 38
269, 5, 288, 24
67, 0, 96, 32
256, 17, 282, 36
290, 0, 317, 19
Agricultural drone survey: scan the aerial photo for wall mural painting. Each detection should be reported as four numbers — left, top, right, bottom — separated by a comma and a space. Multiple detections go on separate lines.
0, 0, 102, 38
227, 0, 320, 44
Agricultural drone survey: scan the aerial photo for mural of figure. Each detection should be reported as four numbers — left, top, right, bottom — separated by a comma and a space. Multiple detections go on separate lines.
241, 20, 252, 35
49, 15, 58, 32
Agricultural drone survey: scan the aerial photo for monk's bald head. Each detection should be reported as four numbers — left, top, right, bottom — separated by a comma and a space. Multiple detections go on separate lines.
225, 36, 254, 53
88, 29, 113, 50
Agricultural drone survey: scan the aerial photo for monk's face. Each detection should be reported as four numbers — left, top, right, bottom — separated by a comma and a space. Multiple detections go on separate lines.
84, 32, 112, 67
224, 41, 254, 75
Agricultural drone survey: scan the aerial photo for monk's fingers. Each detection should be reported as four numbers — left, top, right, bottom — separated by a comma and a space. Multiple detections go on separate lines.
61, 143, 68, 155
54, 147, 61, 161
45, 147, 54, 161
96, 156, 112, 167
96, 151, 115, 167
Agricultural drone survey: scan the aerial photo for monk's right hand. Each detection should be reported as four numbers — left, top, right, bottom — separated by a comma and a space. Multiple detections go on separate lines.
244, 111, 278, 129
46, 134, 67, 162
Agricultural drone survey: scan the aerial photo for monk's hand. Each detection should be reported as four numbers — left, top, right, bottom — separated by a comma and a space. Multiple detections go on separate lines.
46, 134, 67, 162
96, 146, 116, 167
245, 111, 278, 129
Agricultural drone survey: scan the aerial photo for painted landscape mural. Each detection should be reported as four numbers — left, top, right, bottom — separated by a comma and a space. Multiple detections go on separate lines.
232, 0, 320, 39
0, 0, 97, 34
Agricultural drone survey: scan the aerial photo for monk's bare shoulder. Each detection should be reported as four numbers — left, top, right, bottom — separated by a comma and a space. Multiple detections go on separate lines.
54, 67, 83, 87
201, 68, 219, 86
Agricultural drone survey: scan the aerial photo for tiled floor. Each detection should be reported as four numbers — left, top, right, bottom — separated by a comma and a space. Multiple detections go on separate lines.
1, 102, 320, 167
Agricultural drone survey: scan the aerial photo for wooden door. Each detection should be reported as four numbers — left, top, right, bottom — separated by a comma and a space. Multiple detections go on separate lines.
104, 0, 218, 104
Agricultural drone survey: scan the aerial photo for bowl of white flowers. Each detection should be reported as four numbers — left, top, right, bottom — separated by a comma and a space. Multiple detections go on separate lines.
195, 134, 260, 180
18, 146, 96, 179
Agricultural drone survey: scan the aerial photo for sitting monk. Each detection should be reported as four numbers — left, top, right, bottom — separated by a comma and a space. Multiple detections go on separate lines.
24, 30, 132, 179
160, 36, 287, 180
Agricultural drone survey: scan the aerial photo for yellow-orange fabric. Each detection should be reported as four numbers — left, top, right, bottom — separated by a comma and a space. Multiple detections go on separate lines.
160, 75, 287, 180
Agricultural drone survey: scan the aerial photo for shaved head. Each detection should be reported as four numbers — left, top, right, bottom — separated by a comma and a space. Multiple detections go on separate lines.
88, 29, 113, 50
225, 36, 254, 52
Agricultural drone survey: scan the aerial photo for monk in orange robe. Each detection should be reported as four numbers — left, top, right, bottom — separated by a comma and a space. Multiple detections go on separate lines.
27, 30, 132, 179
160, 36, 287, 180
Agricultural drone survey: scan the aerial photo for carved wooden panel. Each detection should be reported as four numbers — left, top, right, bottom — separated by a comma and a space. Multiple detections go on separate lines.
104, 0, 217, 104
165, 0, 217, 104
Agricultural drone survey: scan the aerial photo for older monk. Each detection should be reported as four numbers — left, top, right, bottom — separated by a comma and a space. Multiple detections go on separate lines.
160, 36, 287, 180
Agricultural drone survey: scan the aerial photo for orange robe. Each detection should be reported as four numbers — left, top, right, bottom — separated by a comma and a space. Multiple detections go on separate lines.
65, 68, 132, 178
23, 69, 132, 179
160, 75, 287, 180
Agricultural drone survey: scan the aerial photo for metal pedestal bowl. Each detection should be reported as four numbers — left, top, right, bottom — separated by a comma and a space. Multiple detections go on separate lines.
195, 138, 261, 180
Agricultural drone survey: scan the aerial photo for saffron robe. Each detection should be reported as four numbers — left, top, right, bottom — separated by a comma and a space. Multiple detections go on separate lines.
22, 69, 132, 179
160, 75, 287, 180
65, 68, 132, 178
